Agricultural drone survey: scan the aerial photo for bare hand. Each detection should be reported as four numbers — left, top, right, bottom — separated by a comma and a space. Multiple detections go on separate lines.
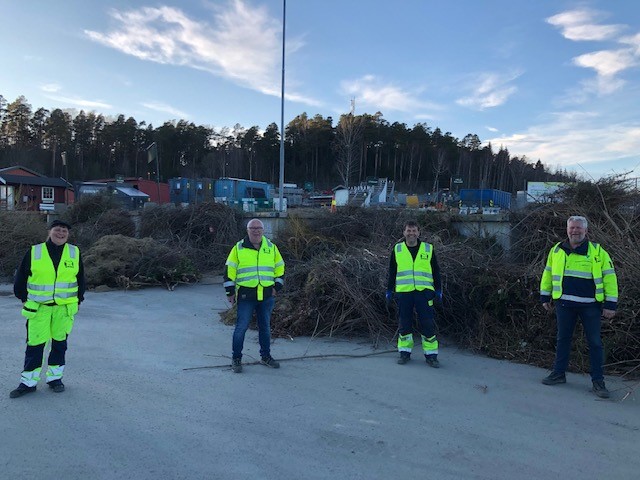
542, 302, 553, 312
602, 308, 615, 319
227, 295, 235, 305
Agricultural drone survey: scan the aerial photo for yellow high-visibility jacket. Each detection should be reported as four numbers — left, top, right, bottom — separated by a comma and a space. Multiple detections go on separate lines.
224, 237, 284, 301
25, 242, 80, 310
394, 242, 434, 293
540, 241, 618, 308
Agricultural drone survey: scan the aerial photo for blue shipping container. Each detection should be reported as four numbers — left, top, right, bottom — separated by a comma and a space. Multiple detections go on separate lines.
169, 177, 196, 204
459, 189, 511, 209
214, 178, 271, 200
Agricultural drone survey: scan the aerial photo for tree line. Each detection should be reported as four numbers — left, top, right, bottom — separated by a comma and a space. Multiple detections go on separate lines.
0, 94, 575, 193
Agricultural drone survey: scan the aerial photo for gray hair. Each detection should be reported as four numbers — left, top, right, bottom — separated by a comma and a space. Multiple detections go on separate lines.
246, 218, 264, 229
567, 216, 588, 228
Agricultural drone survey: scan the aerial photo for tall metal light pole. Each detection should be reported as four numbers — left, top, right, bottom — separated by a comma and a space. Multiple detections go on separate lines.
278, 0, 286, 213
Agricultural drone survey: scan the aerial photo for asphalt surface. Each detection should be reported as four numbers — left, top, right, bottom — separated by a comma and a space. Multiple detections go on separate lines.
0, 280, 638, 480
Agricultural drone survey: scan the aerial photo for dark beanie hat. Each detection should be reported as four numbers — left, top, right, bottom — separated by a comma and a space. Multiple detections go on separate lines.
49, 219, 72, 230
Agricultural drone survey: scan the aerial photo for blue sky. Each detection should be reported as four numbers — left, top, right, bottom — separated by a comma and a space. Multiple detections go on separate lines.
1, 0, 639, 179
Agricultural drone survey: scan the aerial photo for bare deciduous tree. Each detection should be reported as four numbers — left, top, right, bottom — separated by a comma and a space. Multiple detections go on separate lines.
334, 113, 363, 187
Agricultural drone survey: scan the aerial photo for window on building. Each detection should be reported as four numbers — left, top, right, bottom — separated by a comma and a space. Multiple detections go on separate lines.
42, 186, 54, 203
246, 187, 266, 198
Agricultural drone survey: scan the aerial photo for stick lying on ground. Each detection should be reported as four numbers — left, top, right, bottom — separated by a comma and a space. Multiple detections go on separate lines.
183, 349, 396, 371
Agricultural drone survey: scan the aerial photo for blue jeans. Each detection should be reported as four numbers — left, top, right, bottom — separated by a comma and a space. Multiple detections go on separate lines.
232, 296, 275, 360
553, 302, 604, 381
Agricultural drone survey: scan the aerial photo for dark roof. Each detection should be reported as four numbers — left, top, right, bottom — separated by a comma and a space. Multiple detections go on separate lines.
0, 165, 45, 176
0, 174, 71, 188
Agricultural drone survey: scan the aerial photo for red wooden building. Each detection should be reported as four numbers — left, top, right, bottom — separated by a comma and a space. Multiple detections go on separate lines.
0, 166, 73, 211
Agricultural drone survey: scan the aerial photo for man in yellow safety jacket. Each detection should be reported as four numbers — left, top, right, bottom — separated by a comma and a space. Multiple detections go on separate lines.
386, 220, 442, 367
10, 219, 85, 398
540, 215, 618, 398
224, 218, 285, 373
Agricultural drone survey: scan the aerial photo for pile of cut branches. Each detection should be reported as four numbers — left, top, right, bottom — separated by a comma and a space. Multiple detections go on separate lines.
260, 177, 639, 378
0, 211, 47, 278
63, 200, 243, 288
83, 235, 198, 289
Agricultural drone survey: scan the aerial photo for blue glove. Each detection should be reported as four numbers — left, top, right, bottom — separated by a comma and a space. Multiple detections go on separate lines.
385, 290, 393, 305
435, 290, 443, 302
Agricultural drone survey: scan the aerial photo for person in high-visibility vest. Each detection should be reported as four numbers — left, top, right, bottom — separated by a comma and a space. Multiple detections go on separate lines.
10, 219, 85, 398
224, 218, 285, 373
539, 215, 618, 398
386, 220, 442, 367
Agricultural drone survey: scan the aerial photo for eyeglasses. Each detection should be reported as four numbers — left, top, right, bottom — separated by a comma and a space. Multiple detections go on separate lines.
248, 227, 264, 230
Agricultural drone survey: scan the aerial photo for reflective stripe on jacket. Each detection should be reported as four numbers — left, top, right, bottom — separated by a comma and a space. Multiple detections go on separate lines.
225, 236, 285, 301
26, 243, 80, 306
394, 242, 434, 293
540, 241, 618, 305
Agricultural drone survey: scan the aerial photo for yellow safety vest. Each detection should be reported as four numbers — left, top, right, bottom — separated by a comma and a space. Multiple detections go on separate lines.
225, 237, 285, 301
26, 243, 80, 308
394, 242, 434, 293
540, 241, 618, 303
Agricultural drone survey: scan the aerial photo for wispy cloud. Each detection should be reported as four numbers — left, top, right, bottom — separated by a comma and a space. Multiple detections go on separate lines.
340, 74, 440, 114
44, 94, 112, 109
485, 126, 498, 133
486, 111, 640, 175
141, 101, 189, 119
620, 32, 640, 55
84, 0, 316, 105
40, 84, 61, 93
456, 71, 521, 110
546, 9, 624, 41
573, 49, 638, 77
548, 8, 639, 97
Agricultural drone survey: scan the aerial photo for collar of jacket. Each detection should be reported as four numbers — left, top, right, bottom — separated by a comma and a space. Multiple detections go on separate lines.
560, 239, 588, 255
242, 236, 262, 250
403, 239, 422, 248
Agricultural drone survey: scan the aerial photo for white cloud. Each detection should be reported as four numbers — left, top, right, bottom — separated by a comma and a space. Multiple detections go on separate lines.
340, 75, 440, 113
620, 32, 640, 56
485, 126, 498, 133
141, 101, 189, 119
44, 94, 112, 109
456, 71, 521, 110
486, 111, 640, 176
548, 9, 640, 99
573, 49, 638, 77
546, 9, 624, 41
84, 0, 316, 105
40, 83, 61, 93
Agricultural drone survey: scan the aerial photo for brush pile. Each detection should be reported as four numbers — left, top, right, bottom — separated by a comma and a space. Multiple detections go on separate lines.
264, 178, 639, 378
0, 211, 47, 278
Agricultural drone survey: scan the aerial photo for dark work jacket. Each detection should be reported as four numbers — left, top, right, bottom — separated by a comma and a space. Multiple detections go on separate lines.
387, 240, 441, 301
13, 239, 86, 303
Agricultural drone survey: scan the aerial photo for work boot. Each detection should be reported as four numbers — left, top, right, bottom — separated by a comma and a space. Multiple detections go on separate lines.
48, 379, 65, 393
425, 355, 440, 368
592, 380, 610, 399
397, 354, 410, 365
231, 358, 242, 373
261, 356, 280, 369
10, 383, 36, 399
542, 372, 566, 385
